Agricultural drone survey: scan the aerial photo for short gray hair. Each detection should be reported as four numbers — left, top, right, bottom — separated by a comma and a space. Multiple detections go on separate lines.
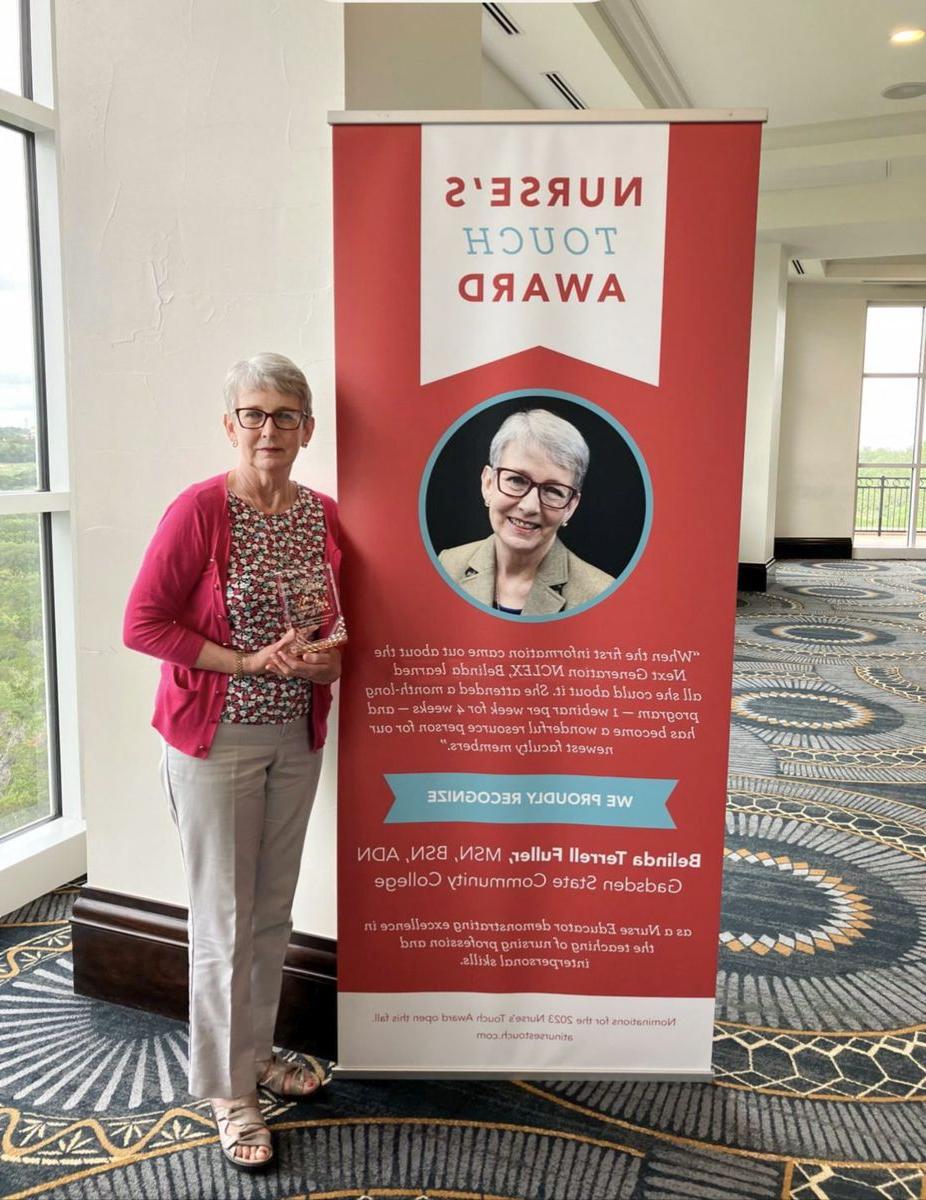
223, 353, 312, 417
489, 409, 589, 490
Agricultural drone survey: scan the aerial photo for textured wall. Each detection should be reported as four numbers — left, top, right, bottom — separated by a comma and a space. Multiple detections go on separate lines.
56, 0, 344, 933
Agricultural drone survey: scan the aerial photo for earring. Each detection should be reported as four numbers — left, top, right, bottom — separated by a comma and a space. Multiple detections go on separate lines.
231, 439, 238, 447
562, 521, 569, 527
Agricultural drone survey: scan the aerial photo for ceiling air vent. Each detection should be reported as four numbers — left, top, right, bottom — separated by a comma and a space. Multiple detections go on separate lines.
791, 259, 805, 275
483, 4, 520, 36
544, 72, 586, 110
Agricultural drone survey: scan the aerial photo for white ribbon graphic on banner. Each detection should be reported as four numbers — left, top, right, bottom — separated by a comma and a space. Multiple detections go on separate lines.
420, 123, 669, 386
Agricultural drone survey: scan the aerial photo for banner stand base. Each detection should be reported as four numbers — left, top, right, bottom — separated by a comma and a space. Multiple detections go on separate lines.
333, 1067, 715, 1082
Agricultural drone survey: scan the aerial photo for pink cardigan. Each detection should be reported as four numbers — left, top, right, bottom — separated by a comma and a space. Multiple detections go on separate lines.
123, 473, 340, 758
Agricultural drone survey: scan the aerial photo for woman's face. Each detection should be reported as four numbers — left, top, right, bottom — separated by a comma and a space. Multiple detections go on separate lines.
223, 388, 313, 475
480, 439, 580, 560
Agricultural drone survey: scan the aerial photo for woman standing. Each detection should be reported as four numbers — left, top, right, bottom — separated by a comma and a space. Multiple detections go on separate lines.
124, 353, 340, 1170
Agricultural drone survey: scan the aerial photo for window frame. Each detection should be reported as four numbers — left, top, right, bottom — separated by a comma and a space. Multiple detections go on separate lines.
0, 0, 82, 858
854, 302, 926, 548
20, 0, 33, 99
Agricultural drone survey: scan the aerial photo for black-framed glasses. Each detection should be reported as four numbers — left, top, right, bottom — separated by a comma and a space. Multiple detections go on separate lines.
235, 407, 307, 431
492, 467, 579, 510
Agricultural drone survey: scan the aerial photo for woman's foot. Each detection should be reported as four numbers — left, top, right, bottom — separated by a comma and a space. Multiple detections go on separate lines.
256, 1053, 332, 1098
209, 1092, 272, 1170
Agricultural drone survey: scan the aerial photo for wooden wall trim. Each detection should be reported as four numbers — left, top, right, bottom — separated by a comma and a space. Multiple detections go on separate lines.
71, 886, 337, 1059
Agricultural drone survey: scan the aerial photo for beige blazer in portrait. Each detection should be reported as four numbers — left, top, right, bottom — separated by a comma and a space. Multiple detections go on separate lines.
438, 535, 614, 616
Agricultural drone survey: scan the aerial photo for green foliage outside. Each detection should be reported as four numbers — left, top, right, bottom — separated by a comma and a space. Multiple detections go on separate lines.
858, 446, 925, 466
0, 427, 38, 467
0, 461, 38, 490
855, 448, 926, 533
0, 427, 49, 836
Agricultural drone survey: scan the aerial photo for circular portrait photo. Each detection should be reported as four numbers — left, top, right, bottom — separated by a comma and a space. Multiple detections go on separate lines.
421, 390, 651, 622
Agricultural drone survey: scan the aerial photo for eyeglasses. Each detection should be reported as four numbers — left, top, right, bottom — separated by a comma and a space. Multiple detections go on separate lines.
492, 467, 579, 510
235, 407, 307, 431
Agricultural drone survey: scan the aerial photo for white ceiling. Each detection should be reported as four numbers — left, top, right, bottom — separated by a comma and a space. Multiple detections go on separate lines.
628, 0, 926, 128
482, 1, 926, 274
482, 5, 646, 110
486, 0, 926, 127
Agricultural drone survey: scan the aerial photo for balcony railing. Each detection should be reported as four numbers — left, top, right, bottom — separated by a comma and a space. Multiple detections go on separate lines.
855, 475, 926, 534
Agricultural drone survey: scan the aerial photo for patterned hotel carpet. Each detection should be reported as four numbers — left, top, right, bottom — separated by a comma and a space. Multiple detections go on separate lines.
1, 560, 925, 1199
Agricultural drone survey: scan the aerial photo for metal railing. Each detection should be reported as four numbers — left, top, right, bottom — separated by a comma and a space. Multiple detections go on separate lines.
855, 475, 926, 534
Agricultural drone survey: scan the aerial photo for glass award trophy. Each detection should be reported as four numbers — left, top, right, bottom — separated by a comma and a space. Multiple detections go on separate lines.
275, 562, 347, 653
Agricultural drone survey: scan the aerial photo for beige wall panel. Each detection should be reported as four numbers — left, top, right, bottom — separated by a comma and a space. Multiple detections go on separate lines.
776, 286, 866, 539
346, 6, 481, 110
739, 245, 788, 564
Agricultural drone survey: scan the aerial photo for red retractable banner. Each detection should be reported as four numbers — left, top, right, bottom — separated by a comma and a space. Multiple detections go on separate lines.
333, 115, 761, 1075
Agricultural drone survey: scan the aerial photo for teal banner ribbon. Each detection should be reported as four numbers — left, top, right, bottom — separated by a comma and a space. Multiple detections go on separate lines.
384, 773, 676, 828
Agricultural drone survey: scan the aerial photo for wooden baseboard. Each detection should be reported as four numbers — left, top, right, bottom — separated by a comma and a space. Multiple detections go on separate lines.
737, 559, 774, 592
71, 886, 337, 1059
774, 537, 853, 560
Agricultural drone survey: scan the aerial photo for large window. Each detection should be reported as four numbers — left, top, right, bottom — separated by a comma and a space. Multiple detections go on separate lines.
0, 0, 72, 844
854, 305, 926, 550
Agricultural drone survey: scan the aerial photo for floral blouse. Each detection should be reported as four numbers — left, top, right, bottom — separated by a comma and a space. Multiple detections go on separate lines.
221, 486, 327, 724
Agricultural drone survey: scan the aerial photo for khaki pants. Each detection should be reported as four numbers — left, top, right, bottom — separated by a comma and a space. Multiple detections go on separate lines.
161, 720, 322, 1098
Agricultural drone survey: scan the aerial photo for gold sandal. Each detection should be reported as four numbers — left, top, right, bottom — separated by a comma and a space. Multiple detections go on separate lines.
209, 1093, 273, 1171
257, 1053, 332, 1098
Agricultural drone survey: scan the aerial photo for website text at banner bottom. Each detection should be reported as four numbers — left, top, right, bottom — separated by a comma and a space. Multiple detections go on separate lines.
337, 993, 715, 1075
385, 774, 676, 828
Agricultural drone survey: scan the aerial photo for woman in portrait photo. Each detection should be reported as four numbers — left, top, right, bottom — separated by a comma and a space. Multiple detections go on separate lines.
438, 408, 614, 616
124, 353, 340, 1171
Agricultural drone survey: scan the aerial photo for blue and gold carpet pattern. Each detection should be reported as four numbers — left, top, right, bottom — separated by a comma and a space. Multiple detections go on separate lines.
0, 561, 924, 1198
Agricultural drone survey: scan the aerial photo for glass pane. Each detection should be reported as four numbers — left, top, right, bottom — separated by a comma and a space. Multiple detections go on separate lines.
0, 124, 38, 491
855, 467, 912, 535
0, 514, 51, 837
863, 306, 924, 374
858, 377, 918, 464
0, 0, 23, 95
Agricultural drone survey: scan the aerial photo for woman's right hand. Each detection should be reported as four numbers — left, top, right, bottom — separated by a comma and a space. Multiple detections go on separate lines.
242, 629, 297, 676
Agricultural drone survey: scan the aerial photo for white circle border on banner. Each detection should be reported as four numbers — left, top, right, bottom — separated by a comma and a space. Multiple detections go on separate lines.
418, 387, 654, 623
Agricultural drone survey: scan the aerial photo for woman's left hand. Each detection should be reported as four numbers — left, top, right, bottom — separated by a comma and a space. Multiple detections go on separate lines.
265, 644, 342, 684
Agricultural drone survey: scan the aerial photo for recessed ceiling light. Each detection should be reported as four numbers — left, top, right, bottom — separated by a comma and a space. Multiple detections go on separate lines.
882, 81, 926, 99
891, 29, 925, 44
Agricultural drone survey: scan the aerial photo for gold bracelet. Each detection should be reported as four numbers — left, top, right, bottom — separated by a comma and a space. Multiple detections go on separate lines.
233, 649, 245, 677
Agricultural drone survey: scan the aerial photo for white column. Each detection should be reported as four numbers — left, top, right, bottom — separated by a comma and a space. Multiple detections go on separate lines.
739, 244, 789, 570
